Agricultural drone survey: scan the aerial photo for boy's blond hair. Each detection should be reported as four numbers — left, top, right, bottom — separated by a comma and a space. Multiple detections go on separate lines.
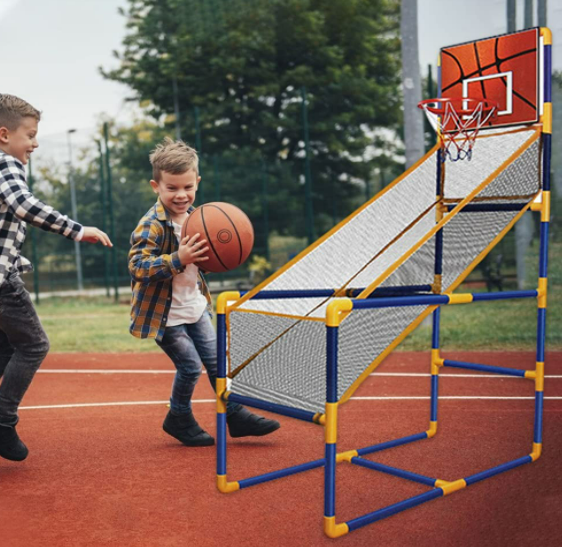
0, 94, 41, 130
149, 137, 199, 182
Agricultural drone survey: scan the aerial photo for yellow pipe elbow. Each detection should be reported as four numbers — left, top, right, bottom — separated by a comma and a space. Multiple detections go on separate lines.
541, 27, 552, 46
217, 475, 240, 493
530, 443, 542, 462
426, 421, 438, 438
324, 517, 349, 538
326, 298, 353, 327
216, 291, 241, 314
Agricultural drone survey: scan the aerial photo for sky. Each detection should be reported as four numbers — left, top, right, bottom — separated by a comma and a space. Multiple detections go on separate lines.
1, 0, 561, 165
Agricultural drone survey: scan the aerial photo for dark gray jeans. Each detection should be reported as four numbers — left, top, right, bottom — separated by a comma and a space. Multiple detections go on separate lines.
0, 272, 49, 427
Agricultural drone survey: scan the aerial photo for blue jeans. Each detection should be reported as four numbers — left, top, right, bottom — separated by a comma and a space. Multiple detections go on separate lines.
156, 312, 240, 416
0, 272, 50, 427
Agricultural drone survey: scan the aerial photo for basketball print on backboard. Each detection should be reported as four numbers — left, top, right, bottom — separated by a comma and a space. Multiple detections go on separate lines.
440, 28, 540, 129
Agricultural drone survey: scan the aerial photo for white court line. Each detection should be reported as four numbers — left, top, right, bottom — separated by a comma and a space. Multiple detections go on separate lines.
20, 395, 562, 411
37, 369, 562, 379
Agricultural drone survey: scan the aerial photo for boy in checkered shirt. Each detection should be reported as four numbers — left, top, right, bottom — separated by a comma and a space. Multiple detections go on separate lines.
0, 94, 112, 462
129, 138, 279, 447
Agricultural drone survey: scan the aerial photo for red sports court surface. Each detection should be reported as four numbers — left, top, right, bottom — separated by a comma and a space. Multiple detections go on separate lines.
1, 351, 561, 547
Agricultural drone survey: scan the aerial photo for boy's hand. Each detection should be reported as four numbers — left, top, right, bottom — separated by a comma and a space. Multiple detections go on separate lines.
178, 233, 209, 266
81, 227, 113, 246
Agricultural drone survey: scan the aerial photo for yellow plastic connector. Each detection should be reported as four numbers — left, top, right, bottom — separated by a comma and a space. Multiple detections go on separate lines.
217, 475, 240, 493
541, 27, 553, 45
313, 413, 325, 425
216, 378, 228, 413
325, 403, 338, 444
324, 517, 349, 538
426, 421, 438, 438
530, 443, 542, 462
431, 349, 444, 375
440, 479, 467, 496
535, 362, 545, 392
537, 278, 548, 309
325, 298, 353, 327
431, 274, 442, 295
447, 293, 473, 305
216, 291, 241, 314
336, 449, 358, 464
542, 103, 552, 134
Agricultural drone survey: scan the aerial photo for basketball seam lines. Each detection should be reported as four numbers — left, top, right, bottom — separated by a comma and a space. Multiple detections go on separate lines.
200, 205, 229, 272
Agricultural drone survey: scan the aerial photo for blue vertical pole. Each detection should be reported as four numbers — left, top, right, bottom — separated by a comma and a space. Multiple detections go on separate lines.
217, 311, 228, 478
325, 325, 338, 522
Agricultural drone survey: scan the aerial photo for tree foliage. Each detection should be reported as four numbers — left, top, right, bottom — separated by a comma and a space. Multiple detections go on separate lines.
103, 0, 403, 235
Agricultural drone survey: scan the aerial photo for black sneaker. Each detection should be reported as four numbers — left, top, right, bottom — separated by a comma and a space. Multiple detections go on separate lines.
163, 410, 214, 447
227, 407, 281, 438
0, 425, 29, 461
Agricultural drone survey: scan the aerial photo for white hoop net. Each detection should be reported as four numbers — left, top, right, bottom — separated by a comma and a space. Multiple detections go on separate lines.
419, 99, 498, 161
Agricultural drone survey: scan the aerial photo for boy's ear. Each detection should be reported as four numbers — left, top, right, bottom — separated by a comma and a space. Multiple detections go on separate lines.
149, 179, 160, 194
0, 127, 10, 144
196, 176, 201, 188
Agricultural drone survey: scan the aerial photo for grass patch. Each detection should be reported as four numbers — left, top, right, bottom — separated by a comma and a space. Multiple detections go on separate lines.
37, 241, 562, 353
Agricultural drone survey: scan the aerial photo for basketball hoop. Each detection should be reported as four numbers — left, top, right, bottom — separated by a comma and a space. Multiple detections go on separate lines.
418, 97, 498, 161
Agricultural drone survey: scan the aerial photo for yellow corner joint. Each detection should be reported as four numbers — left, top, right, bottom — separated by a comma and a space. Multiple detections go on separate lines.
216, 291, 241, 314
530, 443, 542, 462
217, 475, 240, 493
324, 517, 349, 538
326, 298, 353, 327
426, 421, 438, 438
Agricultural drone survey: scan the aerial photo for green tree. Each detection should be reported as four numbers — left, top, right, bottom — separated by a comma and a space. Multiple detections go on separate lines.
103, 0, 403, 236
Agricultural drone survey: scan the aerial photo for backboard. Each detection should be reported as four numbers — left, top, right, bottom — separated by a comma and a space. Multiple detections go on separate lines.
440, 28, 540, 129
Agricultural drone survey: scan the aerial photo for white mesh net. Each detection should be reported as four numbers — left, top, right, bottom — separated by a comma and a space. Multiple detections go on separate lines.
227, 127, 541, 414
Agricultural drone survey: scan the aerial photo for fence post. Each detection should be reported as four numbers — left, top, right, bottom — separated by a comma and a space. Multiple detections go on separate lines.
97, 140, 111, 297
261, 158, 270, 261
103, 122, 119, 302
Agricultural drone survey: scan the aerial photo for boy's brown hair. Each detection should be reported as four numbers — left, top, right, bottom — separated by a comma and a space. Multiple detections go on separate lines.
149, 137, 199, 182
0, 94, 41, 130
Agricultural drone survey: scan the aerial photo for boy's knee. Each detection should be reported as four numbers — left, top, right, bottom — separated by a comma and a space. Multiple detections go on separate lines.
25, 335, 50, 362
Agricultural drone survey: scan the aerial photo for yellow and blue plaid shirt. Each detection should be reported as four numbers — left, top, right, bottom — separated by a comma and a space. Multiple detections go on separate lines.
129, 198, 211, 341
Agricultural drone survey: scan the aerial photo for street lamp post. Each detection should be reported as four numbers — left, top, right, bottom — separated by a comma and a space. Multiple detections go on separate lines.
67, 129, 83, 291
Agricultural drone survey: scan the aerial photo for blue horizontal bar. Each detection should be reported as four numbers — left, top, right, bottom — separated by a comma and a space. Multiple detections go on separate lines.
347, 488, 443, 531
447, 203, 527, 213
464, 455, 532, 486
238, 458, 326, 489
352, 295, 449, 309
356, 432, 428, 456
241, 285, 433, 300
351, 457, 437, 486
443, 360, 527, 378
472, 290, 537, 302
227, 392, 318, 423
351, 290, 538, 310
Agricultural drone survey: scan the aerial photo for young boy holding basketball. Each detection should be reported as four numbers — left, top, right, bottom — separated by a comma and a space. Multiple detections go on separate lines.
0, 94, 112, 461
129, 138, 279, 447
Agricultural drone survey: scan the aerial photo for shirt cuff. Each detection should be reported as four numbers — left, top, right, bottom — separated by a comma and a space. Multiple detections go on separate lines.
74, 227, 85, 242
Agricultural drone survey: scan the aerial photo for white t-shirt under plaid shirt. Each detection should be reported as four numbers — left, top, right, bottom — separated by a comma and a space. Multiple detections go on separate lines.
0, 151, 83, 285
166, 220, 208, 326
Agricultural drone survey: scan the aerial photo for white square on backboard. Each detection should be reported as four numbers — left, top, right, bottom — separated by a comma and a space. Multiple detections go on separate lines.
462, 72, 513, 116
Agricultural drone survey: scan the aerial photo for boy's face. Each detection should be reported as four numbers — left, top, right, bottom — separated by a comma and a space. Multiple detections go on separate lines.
150, 169, 200, 221
0, 116, 39, 165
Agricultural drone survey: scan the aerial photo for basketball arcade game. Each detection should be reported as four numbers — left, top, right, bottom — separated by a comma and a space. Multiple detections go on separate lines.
215, 28, 553, 538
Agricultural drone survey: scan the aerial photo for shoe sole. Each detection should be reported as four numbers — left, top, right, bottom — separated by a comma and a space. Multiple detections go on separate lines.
163, 425, 215, 447
0, 449, 28, 461
229, 422, 281, 438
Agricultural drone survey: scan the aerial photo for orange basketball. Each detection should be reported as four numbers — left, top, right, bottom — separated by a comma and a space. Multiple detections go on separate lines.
181, 202, 254, 273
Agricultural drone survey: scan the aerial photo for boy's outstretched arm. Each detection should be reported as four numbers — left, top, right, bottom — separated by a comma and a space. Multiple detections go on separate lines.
0, 157, 111, 246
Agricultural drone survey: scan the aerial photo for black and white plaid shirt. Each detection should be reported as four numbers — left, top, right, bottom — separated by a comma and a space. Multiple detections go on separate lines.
0, 151, 83, 286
